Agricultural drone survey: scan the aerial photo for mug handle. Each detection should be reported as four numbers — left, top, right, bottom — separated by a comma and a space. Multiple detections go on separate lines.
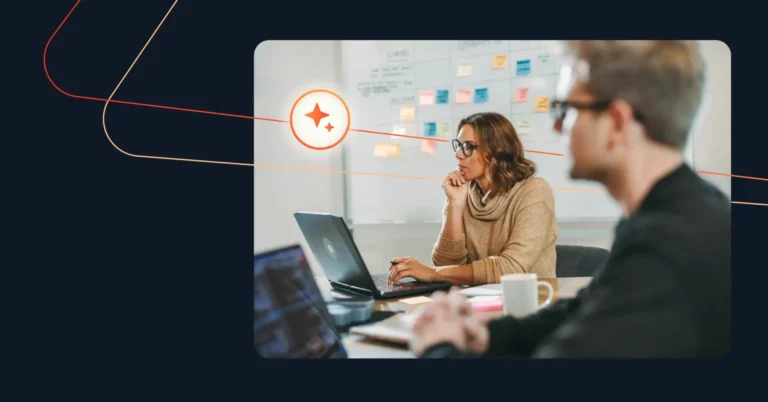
537, 281, 554, 308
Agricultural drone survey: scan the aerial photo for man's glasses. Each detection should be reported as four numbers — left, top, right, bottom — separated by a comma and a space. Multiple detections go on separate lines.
452, 139, 478, 157
550, 99, 644, 124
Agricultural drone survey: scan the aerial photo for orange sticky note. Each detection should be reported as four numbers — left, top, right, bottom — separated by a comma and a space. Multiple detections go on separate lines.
534, 96, 550, 112
514, 87, 529, 102
493, 54, 508, 69
455, 90, 472, 104
399, 296, 433, 305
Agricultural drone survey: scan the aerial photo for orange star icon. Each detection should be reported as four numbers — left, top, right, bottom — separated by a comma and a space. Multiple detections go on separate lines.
305, 103, 329, 127
325, 122, 334, 132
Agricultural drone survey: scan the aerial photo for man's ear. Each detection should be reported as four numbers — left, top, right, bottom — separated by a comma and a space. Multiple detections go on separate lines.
607, 99, 635, 148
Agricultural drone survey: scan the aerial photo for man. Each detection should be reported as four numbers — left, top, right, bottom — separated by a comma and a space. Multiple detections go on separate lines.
410, 41, 731, 358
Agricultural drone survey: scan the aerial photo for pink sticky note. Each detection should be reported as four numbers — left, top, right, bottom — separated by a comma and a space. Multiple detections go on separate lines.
469, 296, 503, 312
455, 90, 472, 104
514, 87, 529, 102
419, 90, 435, 106
420, 139, 437, 154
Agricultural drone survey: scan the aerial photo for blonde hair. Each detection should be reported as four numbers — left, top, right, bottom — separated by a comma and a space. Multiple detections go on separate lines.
561, 40, 705, 149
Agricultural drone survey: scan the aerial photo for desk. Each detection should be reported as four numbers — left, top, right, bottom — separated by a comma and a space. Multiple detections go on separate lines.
316, 277, 593, 358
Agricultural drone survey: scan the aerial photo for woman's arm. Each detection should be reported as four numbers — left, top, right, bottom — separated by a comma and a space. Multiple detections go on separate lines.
431, 199, 469, 267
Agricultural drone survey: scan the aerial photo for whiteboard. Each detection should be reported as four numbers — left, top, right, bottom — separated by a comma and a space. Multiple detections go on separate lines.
340, 40, 624, 224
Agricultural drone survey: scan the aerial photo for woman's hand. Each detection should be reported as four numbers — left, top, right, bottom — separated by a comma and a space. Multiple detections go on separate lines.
442, 170, 469, 204
388, 257, 438, 284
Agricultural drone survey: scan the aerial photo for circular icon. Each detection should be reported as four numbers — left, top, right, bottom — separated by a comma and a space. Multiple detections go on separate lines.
289, 89, 351, 151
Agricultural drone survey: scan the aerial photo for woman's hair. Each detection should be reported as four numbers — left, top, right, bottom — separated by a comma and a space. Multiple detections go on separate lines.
457, 112, 536, 194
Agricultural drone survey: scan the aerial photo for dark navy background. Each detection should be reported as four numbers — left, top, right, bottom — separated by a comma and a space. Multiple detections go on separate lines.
11, 0, 759, 395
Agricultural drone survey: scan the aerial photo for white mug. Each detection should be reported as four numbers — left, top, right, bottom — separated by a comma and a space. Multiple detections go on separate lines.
500, 273, 554, 318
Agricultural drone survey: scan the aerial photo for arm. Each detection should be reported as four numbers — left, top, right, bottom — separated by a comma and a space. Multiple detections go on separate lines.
472, 201, 555, 284
531, 246, 697, 358
431, 199, 469, 267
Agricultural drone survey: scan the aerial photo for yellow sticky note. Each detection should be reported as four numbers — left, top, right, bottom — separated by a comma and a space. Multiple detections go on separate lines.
534, 96, 550, 112
399, 296, 433, 305
419, 90, 435, 106
437, 121, 452, 138
400, 105, 415, 120
516, 120, 531, 135
455, 90, 472, 104
374, 143, 401, 158
457, 63, 472, 77
493, 54, 508, 69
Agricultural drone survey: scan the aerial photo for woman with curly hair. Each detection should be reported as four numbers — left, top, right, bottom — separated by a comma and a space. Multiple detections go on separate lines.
388, 112, 558, 285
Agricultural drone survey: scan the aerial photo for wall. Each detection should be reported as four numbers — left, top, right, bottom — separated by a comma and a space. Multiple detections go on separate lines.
693, 40, 731, 196
253, 40, 345, 276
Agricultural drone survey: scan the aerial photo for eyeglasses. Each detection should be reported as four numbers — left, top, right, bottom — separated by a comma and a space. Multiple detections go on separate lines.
550, 99, 644, 124
452, 139, 478, 157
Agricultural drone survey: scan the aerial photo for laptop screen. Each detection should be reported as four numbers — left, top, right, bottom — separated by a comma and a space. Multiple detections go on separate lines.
253, 244, 347, 359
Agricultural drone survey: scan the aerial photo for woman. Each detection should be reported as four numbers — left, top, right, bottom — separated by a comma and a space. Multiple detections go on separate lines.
388, 112, 558, 285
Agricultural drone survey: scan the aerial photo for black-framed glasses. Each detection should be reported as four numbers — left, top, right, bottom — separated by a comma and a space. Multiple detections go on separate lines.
550, 99, 644, 124
452, 139, 478, 157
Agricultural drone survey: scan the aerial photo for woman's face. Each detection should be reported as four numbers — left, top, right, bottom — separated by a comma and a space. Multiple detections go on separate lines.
455, 124, 487, 181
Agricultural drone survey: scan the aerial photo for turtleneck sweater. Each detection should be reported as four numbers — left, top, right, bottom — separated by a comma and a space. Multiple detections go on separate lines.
431, 176, 559, 284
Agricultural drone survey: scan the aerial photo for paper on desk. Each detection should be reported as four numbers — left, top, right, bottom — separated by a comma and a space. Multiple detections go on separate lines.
469, 295, 502, 303
399, 296, 432, 305
459, 284, 502, 296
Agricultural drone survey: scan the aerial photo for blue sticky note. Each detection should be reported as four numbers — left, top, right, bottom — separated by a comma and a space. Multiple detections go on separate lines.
516, 59, 531, 76
424, 122, 437, 137
435, 89, 449, 104
474, 88, 488, 103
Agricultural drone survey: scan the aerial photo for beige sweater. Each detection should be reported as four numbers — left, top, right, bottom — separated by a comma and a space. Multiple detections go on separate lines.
431, 177, 559, 284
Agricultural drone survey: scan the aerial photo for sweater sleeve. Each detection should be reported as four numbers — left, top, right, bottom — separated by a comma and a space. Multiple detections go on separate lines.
431, 199, 468, 267
471, 199, 555, 285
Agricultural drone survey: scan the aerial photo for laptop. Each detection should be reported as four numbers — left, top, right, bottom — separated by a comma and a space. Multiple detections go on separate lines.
253, 244, 347, 359
293, 211, 452, 299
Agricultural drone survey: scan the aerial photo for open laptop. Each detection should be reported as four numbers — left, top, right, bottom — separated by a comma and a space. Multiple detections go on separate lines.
293, 211, 452, 299
253, 244, 347, 359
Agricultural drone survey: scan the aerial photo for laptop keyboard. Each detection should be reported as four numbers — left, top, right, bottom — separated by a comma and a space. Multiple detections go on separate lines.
372, 277, 416, 292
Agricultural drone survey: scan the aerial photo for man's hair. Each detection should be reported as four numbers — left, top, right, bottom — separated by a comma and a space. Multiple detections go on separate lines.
458, 112, 536, 194
562, 40, 706, 149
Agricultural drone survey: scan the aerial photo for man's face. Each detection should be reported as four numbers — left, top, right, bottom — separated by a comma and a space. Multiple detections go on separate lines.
553, 62, 617, 182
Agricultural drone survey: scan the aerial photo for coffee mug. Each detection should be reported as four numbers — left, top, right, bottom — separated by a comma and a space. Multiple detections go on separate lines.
500, 273, 554, 318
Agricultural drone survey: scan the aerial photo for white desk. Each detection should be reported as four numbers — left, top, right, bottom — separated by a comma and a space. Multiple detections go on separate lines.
316, 276, 593, 358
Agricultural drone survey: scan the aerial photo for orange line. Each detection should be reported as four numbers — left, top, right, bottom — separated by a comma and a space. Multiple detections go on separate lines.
695, 170, 768, 182
49, 1, 766, 184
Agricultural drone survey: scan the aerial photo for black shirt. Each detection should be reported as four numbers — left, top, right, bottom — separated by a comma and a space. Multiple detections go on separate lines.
419, 163, 731, 358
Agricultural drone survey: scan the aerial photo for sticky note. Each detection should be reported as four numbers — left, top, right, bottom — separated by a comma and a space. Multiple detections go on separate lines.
537, 52, 553, 72
493, 54, 508, 69
435, 89, 449, 104
374, 143, 401, 158
424, 122, 437, 137
474, 87, 488, 103
419, 90, 435, 106
455, 90, 472, 104
391, 125, 406, 140
420, 140, 437, 154
457, 63, 472, 77
437, 121, 452, 138
516, 120, 531, 134
399, 296, 433, 305
534, 96, 550, 112
400, 105, 415, 120
514, 87, 529, 102
516, 59, 531, 76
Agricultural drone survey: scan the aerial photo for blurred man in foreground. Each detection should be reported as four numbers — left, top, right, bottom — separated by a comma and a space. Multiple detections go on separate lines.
411, 41, 731, 358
